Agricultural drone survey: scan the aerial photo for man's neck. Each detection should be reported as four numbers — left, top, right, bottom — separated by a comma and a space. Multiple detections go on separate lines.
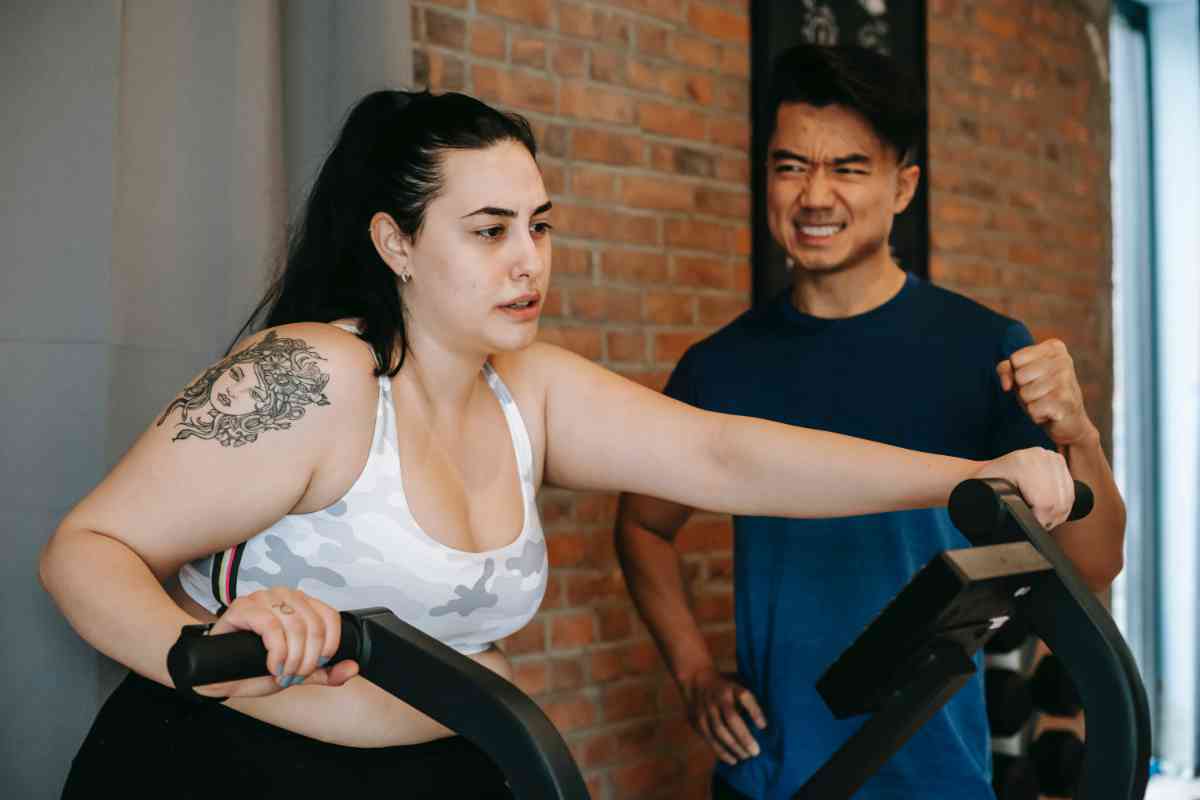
789, 258, 908, 319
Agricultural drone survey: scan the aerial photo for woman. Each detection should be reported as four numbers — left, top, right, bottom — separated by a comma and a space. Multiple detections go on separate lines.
40, 90, 1074, 797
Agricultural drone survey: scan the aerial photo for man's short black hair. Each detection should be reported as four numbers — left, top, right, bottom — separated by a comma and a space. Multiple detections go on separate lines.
767, 44, 925, 165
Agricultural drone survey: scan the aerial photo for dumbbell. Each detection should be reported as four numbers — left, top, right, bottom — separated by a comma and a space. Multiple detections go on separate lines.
1030, 729, 1085, 798
1030, 653, 1081, 717
985, 667, 1034, 737
992, 753, 1039, 800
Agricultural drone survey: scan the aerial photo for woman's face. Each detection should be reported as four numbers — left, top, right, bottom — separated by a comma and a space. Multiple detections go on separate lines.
400, 140, 553, 357
209, 362, 264, 416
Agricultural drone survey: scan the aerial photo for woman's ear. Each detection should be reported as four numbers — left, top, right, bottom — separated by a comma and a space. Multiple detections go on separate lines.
369, 212, 413, 282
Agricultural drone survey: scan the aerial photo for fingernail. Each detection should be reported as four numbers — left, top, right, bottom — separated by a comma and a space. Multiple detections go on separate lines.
280, 674, 295, 687
295, 676, 306, 686
318, 656, 330, 667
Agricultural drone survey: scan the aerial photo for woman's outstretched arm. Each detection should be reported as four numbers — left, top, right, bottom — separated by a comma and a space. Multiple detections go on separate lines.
533, 344, 1074, 529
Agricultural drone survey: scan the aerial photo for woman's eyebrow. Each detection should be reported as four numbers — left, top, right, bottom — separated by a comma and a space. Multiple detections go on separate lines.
462, 200, 553, 219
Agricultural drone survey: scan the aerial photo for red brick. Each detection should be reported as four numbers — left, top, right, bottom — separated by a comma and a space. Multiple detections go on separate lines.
695, 187, 750, 219
559, 2, 602, 38
565, 570, 625, 605
607, 0, 687, 23
687, 2, 749, 43
651, 143, 717, 178
654, 330, 706, 362
553, 42, 588, 77
601, 248, 669, 284
571, 165, 621, 204
611, 755, 684, 796
511, 36, 548, 70
719, 46, 750, 78
469, 18, 506, 59
501, 618, 546, 655
591, 47, 626, 85
673, 254, 732, 289
543, 692, 598, 733
692, 590, 734, 623
471, 65, 556, 114
561, 81, 636, 124
552, 611, 597, 649
424, 8, 466, 48
540, 161, 566, 195
551, 657, 586, 691
542, 286, 566, 317
644, 291, 695, 325
975, 7, 1020, 39
554, 202, 658, 245
597, 606, 635, 640
636, 22, 670, 57
670, 32, 721, 70
553, 243, 592, 277
512, 658, 549, 695
538, 325, 604, 360
698, 294, 747, 326
622, 175, 696, 212
639, 101, 707, 141
477, 0, 552, 28
603, 680, 659, 723
607, 330, 647, 362
709, 115, 750, 148
676, 516, 733, 552
664, 218, 734, 253
548, 530, 591, 566
577, 492, 619, 522
413, 49, 466, 91
571, 128, 645, 167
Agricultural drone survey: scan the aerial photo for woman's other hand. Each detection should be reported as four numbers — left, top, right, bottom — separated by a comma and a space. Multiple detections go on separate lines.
192, 588, 359, 699
972, 448, 1074, 530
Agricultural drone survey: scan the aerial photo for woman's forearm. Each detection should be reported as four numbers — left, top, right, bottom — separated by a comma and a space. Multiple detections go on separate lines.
39, 526, 198, 687
708, 414, 981, 519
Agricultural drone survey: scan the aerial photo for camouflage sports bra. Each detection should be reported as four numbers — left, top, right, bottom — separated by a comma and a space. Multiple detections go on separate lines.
178, 342, 548, 655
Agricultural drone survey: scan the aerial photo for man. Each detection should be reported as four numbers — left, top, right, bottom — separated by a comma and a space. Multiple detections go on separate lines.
614, 45, 1125, 800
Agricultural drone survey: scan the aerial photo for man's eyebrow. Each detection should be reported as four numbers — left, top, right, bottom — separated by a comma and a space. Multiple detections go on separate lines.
462, 201, 553, 219
770, 149, 873, 166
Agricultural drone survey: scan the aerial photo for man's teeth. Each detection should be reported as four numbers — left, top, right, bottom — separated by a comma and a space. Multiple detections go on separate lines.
800, 224, 842, 237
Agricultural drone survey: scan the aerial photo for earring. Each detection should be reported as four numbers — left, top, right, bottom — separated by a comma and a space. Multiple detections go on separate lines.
399, 270, 411, 283
785, 256, 795, 270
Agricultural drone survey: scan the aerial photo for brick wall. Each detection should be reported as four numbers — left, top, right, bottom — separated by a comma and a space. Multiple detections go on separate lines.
928, 0, 1113, 443
411, 2, 1113, 798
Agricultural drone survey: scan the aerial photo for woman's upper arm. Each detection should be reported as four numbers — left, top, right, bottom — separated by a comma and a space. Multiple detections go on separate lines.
54, 323, 377, 579
532, 344, 725, 504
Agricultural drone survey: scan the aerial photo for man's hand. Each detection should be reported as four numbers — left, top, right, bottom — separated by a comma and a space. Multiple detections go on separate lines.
997, 339, 1098, 447
683, 667, 767, 765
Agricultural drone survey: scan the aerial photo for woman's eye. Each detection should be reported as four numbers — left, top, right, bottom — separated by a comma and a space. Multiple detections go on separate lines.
477, 226, 505, 240
531, 221, 554, 236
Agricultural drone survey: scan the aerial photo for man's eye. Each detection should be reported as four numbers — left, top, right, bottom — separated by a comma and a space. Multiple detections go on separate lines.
477, 226, 505, 240
774, 164, 803, 173
836, 168, 869, 175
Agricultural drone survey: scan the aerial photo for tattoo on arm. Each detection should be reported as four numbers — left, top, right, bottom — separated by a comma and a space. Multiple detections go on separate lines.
156, 331, 332, 447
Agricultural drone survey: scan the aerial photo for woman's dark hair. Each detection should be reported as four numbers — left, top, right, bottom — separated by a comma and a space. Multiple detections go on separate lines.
767, 45, 924, 165
232, 90, 537, 376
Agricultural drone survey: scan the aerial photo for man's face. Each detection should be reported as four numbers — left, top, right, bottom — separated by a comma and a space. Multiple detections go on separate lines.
766, 102, 919, 275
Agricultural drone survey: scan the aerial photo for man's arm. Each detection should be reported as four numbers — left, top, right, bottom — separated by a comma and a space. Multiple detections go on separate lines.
614, 493, 765, 764
999, 338, 1126, 591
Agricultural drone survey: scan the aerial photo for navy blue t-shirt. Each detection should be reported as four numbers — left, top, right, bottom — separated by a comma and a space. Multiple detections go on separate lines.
663, 275, 1053, 800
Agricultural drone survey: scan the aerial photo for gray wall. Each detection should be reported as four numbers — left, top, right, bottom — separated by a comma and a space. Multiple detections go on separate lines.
1, 1, 411, 794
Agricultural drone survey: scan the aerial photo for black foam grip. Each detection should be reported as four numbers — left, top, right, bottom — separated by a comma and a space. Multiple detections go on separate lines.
949, 479, 1093, 544
167, 611, 361, 690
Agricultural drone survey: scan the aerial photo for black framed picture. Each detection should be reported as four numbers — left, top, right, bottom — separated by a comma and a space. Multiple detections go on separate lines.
750, 0, 930, 306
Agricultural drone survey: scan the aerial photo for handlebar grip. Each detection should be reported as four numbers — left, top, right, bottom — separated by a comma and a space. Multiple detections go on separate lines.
948, 479, 1093, 544
1069, 480, 1094, 522
167, 611, 362, 691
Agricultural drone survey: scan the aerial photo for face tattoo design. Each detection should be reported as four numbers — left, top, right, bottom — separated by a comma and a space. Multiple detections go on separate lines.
157, 331, 331, 448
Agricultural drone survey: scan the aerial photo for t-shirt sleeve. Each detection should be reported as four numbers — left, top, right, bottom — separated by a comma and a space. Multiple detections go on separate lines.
662, 348, 701, 408
988, 320, 1056, 457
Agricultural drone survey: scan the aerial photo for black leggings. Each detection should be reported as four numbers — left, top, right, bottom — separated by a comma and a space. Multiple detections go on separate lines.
62, 672, 513, 799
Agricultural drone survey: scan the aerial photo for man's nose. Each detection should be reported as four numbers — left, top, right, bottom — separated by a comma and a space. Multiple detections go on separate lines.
800, 168, 835, 208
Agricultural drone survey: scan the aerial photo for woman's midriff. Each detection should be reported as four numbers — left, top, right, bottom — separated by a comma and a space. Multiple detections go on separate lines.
165, 578, 515, 748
